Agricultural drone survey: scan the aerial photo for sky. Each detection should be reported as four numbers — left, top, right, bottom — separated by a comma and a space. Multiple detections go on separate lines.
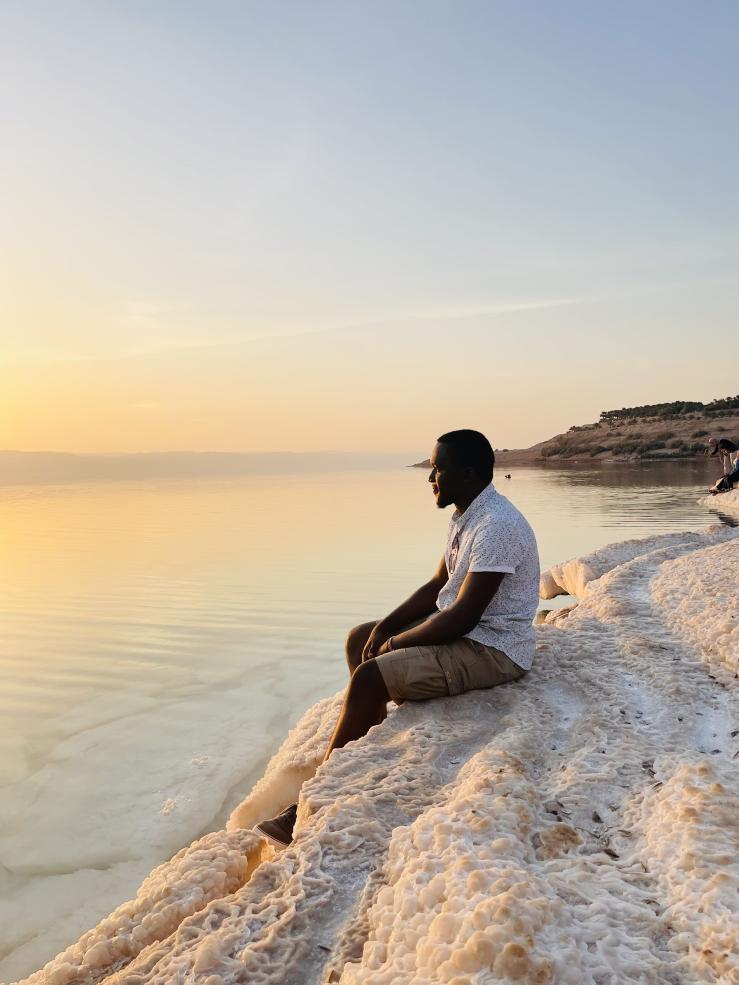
1, 0, 737, 455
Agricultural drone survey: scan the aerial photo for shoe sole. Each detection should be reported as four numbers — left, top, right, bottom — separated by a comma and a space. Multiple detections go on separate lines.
252, 823, 291, 848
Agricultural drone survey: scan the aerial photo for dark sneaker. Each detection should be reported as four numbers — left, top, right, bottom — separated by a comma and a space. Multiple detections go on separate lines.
254, 803, 298, 847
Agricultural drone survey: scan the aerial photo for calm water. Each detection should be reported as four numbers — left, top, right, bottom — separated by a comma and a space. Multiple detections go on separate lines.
0, 460, 733, 979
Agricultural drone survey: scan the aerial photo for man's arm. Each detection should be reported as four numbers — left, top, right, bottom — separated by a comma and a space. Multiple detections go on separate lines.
379, 570, 505, 651
362, 555, 449, 661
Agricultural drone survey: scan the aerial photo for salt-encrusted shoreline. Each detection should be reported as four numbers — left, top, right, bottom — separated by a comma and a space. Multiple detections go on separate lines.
698, 489, 739, 517
16, 528, 739, 985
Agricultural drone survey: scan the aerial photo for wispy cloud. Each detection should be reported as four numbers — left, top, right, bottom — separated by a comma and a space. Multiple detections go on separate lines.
339, 297, 584, 330
125, 275, 734, 357
46, 295, 586, 364
118, 302, 180, 335
22, 276, 734, 366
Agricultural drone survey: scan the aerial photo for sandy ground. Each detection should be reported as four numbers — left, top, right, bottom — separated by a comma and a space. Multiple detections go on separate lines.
14, 527, 738, 985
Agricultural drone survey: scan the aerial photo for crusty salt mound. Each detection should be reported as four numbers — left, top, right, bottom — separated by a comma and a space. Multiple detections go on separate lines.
651, 538, 739, 677
698, 489, 739, 516
16, 528, 738, 985
539, 527, 732, 598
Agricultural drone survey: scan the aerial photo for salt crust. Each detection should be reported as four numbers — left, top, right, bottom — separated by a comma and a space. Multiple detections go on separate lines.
12, 829, 254, 985
698, 489, 739, 517
650, 539, 739, 677
627, 759, 738, 985
15, 528, 738, 985
539, 527, 733, 598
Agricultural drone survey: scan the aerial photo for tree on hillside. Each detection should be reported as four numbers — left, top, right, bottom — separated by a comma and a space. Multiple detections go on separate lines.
599, 396, 738, 424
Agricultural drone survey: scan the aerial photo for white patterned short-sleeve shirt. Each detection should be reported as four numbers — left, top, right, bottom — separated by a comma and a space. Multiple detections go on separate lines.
436, 483, 540, 670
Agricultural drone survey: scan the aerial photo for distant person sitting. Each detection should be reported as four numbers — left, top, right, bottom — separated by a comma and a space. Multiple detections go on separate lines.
707, 436, 739, 493
255, 429, 540, 847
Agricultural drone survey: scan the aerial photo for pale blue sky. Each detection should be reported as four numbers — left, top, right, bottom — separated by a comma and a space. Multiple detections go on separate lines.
1, 1, 737, 452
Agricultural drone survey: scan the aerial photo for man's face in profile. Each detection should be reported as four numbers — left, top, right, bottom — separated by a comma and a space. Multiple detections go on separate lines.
428, 441, 462, 509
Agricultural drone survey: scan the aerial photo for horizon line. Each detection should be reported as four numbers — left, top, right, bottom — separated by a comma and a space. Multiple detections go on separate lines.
0, 448, 429, 458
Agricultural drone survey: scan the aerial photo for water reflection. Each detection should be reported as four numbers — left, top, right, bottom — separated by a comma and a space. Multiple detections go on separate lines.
493, 461, 735, 559
541, 459, 719, 488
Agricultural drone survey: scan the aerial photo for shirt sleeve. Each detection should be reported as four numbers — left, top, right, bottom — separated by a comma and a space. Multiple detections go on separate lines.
468, 525, 519, 574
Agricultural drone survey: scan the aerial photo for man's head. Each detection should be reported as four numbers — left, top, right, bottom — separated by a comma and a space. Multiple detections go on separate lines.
707, 436, 738, 456
429, 429, 495, 508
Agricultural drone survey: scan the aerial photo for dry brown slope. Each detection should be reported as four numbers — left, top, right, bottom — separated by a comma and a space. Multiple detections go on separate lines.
499, 410, 739, 465
410, 411, 739, 467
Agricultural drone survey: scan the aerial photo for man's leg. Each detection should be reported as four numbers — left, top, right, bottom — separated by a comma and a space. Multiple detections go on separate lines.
344, 621, 376, 675
343, 621, 391, 729
254, 625, 388, 847
323, 660, 391, 762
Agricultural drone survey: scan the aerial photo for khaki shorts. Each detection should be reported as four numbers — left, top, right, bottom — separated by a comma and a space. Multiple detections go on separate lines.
373, 621, 526, 703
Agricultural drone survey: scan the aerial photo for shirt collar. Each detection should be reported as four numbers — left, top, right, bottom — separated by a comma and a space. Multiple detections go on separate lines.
451, 483, 496, 533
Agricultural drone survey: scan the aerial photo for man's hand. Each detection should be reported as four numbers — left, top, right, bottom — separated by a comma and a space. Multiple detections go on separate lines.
361, 622, 392, 662
389, 572, 506, 650
359, 557, 448, 662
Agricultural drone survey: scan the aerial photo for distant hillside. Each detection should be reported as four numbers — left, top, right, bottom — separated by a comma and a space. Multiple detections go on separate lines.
503, 396, 739, 464
411, 396, 739, 467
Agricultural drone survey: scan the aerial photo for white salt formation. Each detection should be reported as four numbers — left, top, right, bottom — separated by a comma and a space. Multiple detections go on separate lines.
539, 527, 732, 599
698, 489, 739, 516
651, 539, 739, 677
15, 528, 739, 985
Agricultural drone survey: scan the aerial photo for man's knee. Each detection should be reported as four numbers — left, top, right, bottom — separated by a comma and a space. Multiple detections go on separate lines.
347, 658, 389, 702
345, 621, 376, 671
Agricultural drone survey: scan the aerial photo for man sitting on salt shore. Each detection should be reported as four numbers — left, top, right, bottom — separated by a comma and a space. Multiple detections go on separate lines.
707, 436, 739, 493
255, 429, 540, 846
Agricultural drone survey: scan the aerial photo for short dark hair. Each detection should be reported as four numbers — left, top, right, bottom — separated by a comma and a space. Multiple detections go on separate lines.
708, 436, 738, 455
437, 429, 495, 484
